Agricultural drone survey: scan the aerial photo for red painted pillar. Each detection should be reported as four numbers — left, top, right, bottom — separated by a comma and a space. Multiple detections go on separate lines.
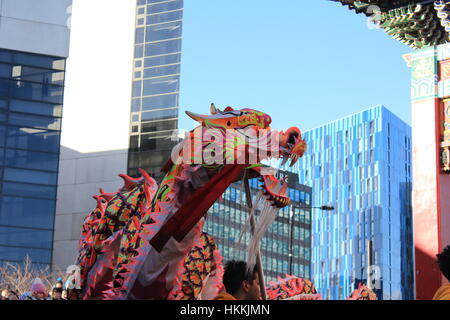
407, 45, 450, 300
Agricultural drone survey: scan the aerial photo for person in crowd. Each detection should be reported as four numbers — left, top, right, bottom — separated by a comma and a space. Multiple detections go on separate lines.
64, 271, 81, 300
214, 260, 261, 300
61, 289, 68, 300
51, 287, 63, 300
53, 277, 64, 290
1, 288, 10, 300
19, 291, 31, 300
433, 245, 450, 300
8, 290, 19, 300
66, 288, 81, 300
20, 278, 49, 300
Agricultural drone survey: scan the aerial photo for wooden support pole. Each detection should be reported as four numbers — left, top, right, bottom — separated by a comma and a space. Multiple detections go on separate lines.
243, 177, 267, 300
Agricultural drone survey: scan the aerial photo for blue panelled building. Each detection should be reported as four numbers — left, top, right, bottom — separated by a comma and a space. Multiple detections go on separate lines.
0, 0, 71, 269
283, 105, 413, 300
0, 51, 67, 267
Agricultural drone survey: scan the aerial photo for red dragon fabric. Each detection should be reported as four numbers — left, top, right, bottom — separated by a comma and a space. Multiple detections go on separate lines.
347, 283, 377, 300
76, 104, 307, 300
168, 231, 224, 300
266, 275, 322, 300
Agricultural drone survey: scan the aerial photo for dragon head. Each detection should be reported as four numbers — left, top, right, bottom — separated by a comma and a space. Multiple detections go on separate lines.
183, 103, 307, 208
186, 103, 306, 168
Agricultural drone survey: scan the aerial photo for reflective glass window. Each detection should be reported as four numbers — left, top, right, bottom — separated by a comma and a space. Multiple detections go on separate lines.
144, 64, 179, 78
138, 130, 172, 139
140, 135, 156, 151
0, 226, 53, 249
0, 99, 7, 109
143, 76, 179, 96
2, 182, 57, 200
51, 59, 66, 71
132, 81, 142, 97
145, 39, 181, 56
9, 112, 61, 131
294, 225, 300, 239
129, 135, 139, 152
147, 10, 182, 25
4, 168, 57, 185
135, 44, 144, 58
0, 63, 12, 77
0, 126, 5, 146
142, 93, 178, 110
146, 21, 182, 42
14, 53, 65, 70
304, 228, 311, 242
141, 119, 177, 132
131, 98, 141, 112
0, 110, 6, 123
0, 196, 55, 229
0, 78, 11, 96
136, 27, 145, 44
10, 100, 62, 117
141, 108, 178, 121
147, 0, 183, 14
10, 80, 64, 103
0, 246, 51, 264
6, 127, 60, 152
144, 53, 180, 67
4, 148, 58, 171
0, 51, 13, 63
12, 65, 65, 85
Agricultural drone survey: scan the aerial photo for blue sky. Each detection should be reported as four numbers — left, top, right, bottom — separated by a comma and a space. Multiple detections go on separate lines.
178, 0, 412, 132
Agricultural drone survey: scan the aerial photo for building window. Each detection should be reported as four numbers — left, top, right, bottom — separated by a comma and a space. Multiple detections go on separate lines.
0, 50, 65, 267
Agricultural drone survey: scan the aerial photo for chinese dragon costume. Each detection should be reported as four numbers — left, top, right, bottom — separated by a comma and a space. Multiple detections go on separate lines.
347, 283, 378, 300
76, 104, 307, 300
266, 275, 322, 300
265, 276, 377, 300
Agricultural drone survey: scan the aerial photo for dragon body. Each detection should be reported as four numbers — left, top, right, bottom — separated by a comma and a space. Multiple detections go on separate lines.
76, 104, 307, 300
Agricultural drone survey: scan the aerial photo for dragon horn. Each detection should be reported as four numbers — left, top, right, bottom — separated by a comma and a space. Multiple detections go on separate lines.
185, 111, 206, 123
210, 103, 219, 115
186, 110, 234, 122
138, 168, 151, 182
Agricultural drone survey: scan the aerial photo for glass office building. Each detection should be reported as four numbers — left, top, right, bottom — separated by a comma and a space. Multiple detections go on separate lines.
204, 170, 313, 283
284, 105, 413, 300
128, 0, 183, 181
0, 49, 66, 268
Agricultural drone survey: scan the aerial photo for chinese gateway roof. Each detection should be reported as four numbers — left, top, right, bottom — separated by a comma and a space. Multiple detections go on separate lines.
331, 0, 450, 49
